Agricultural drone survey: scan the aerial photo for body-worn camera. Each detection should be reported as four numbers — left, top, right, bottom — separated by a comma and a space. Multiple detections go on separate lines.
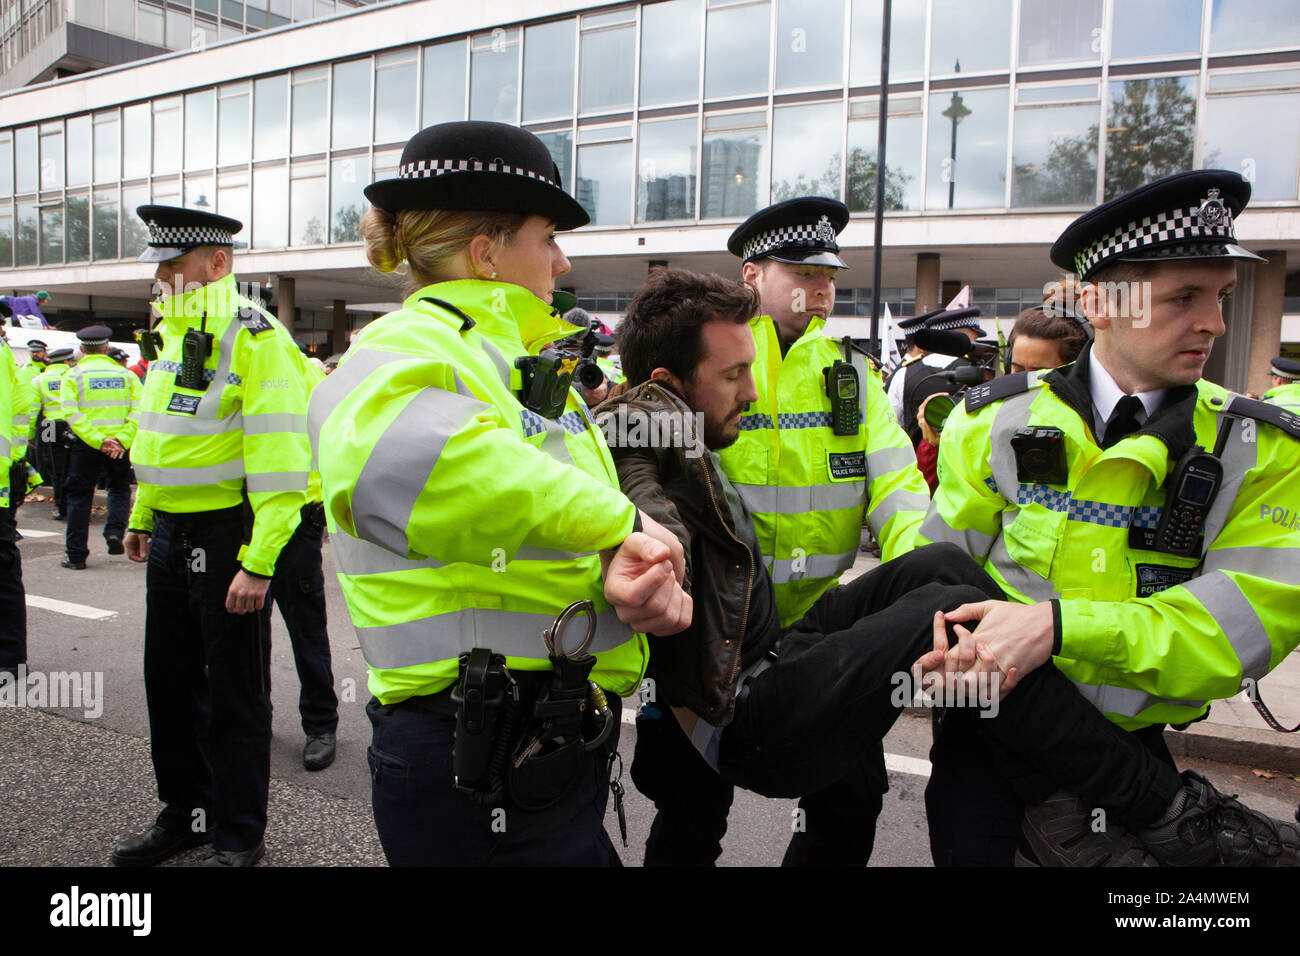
136, 329, 163, 361
515, 328, 602, 418
1012, 426, 1068, 485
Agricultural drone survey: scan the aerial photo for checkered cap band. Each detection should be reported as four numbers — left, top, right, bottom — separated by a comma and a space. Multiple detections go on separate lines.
742, 221, 840, 262
147, 223, 234, 247
398, 158, 557, 188
1074, 204, 1235, 277
1272, 363, 1300, 381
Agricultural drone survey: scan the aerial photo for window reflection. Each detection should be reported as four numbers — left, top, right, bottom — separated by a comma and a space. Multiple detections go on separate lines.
93, 190, 119, 261
931, 0, 1011, 74
470, 28, 520, 123
94, 113, 120, 184
581, 11, 635, 113
291, 161, 327, 245
331, 155, 370, 241
153, 98, 181, 175
15, 128, 38, 194
1105, 76, 1196, 199
40, 205, 63, 265
66, 196, 90, 262
16, 201, 36, 266
1011, 90, 1098, 206
846, 102, 922, 210
524, 20, 576, 121
254, 75, 289, 159
66, 116, 91, 188
850, 0, 925, 85
705, 1, 770, 99
771, 101, 842, 202
0, 208, 14, 268
576, 138, 633, 225
123, 106, 150, 180
292, 68, 328, 154
218, 169, 251, 235
776, 0, 844, 91
925, 86, 1009, 208
700, 111, 767, 218
40, 123, 64, 190
1202, 91, 1300, 200
641, 0, 701, 107
0, 133, 11, 199
374, 50, 417, 145
121, 186, 150, 258
423, 40, 467, 127
637, 117, 698, 222
1111, 0, 1202, 59
1209, 0, 1300, 54
331, 59, 372, 149
219, 84, 252, 167
1018, 0, 1101, 67
252, 164, 288, 247
185, 90, 216, 170
536, 130, 574, 192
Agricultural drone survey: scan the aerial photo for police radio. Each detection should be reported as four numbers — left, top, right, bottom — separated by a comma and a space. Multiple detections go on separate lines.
823, 360, 860, 436
1153, 446, 1222, 558
136, 326, 163, 361
177, 312, 213, 391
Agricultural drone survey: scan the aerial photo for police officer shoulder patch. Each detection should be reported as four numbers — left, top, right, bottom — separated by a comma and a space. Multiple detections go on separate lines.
1222, 394, 1300, 441
237, 307, 274, 335
965, 371, 1031, 413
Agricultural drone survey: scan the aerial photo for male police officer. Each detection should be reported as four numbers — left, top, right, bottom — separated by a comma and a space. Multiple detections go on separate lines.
34, 348, 75, 519
1262, 357, 1300, 412
0, 332, 34, 677
632, 197, 930, 866
919, 170, 1300, 866
113, 205, 314, 868
59, 326, 141, 569
19, 339, 47, 386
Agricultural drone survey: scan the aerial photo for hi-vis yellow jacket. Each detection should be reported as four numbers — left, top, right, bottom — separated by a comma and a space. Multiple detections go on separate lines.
127, 273, 312, 577
919, 350, 1300, 731
60, 353, 142, 450
1, 338, 35, 508
716, 314, 930, 625
309, 280, 646, 705
1263, 381, 1300, 414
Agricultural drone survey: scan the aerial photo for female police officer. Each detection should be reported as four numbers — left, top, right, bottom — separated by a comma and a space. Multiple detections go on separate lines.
308, 121, 689, 865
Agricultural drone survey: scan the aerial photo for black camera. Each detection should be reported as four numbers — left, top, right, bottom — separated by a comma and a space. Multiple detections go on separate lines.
516, 328, 605, 418
1011, 426, 1068, 485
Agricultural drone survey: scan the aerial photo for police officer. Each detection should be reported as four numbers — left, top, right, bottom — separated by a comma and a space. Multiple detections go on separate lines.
59, 326, 140, 569
919, 169, 1300, 865
309, 121, 688, 866
631, 197, 931, 866
33, 347, 75, 519
113, 205, 314, 868
1262, 356, 1300, 412
894, 305, 984, 447
19, 338, 48, 385
0, 331, 34, 678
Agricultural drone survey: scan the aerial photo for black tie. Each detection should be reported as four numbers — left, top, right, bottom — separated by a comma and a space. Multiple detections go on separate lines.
1103, 395, 1144, 449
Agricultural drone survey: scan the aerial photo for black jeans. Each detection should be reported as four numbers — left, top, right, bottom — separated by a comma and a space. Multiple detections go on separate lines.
269, 503, 338, 736
35, 419, 70, 515
144, 507, 272, 851
64, 438, 131, 563
0, 467, 25, 668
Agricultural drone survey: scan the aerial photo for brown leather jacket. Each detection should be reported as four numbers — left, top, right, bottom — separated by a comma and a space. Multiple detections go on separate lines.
598, 380, 768, 727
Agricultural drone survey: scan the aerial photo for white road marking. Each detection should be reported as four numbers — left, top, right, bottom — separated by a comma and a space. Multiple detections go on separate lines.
26, 594, 118, 621
618, 707, 933, 777
16, 528, 58, 538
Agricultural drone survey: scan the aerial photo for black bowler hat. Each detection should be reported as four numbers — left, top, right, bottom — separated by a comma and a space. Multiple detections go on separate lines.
1271, 357, 1300, 381
923, 306, 983, 334
1050, 170, 1265, 281
727, 197, 850, 269
135, 205, 244, 263
77, 325, 113, 346
364, 121, 589, 230
47, 347, 75, 362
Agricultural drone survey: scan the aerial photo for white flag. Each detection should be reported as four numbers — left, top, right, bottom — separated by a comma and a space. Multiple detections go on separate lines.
882, 302, 901, 368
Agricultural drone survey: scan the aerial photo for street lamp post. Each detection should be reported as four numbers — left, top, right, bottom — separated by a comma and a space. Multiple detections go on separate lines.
941, 62, 970, 209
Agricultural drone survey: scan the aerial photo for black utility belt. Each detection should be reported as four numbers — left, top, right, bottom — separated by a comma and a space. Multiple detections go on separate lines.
153, 504, 245, 528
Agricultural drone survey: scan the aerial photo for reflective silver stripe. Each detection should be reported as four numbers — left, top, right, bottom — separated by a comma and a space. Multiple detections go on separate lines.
0, 436, 10, 456
13, 413, 30, 426
352, 386, 490, 558
866, 445, 917, 477
987, 532, 1061, 601
734, 480, 865, 514
135, 459, 245, 486
138, 410, 243, 436
868, 487, 930, 528
246, 471, 309, 494
770, 547, 859, 584
1205, 546, 1300, 587
1181, 571, 1273, 681
918, 509, 996, 557
1201, 407, 1260, 547
354, 606, 632, 669
330, 528, 446, 575
1071, 681, 1207, 718
539, 424, 575, 466
197, 318, 242, 418
243, 412, 308, 435
478, 339, 515, 391
79, 398, 127, 408
987, 389, 1040, 497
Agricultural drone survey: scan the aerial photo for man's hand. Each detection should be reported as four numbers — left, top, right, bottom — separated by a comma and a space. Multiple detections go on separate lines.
917, 394, 944, 447
638, 510, 685, 584
101, 437, 126, 460
124, 531, 150, 563
944, 600, 1054, 682
911, 610, 1021, 703
226, 569, 272, 614
602, 532, 692, 636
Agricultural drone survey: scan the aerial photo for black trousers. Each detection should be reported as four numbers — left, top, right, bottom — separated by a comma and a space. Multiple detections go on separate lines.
35, 418, 69, 515
64, 438, 131, 563
143, 507, 272, 851
0, 465, 25, 668
269, 503, 338, 736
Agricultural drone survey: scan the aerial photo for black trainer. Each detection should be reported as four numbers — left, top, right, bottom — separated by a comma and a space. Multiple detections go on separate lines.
1020, 791, 1158, 867
1139, 770, 1300, 866
106, 537, 124, 555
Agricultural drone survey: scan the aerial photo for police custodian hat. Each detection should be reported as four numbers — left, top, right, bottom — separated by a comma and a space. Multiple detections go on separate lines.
1050, 170, 1264, 281
364, 121, 589, 231
727, 197, 850, 269
135, 204, 243, 264
76, 325, 112, 346
1272, 357, 1300, 381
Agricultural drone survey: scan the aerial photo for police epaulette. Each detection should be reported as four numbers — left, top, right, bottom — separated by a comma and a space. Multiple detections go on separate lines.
1222, 394, 1300, 441
421, 297, 476, 332
237, 307, 274, 335
964, 370, 1031, 412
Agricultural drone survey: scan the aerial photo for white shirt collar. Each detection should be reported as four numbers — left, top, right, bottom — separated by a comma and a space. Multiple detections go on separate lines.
1089, 350, 1166, 437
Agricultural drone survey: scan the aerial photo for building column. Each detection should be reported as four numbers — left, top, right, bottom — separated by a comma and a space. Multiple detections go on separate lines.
1246, 250, 1286, 398
914, 253, 940, 314
331, 299, 348, 355
275, 275, 295, 330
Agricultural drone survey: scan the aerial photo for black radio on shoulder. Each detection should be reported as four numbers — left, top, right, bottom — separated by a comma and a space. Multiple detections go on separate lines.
176, 312, 213, 391
136, 329, 163, 361
823, 360, 859, 436
1012, 426, 1068, 485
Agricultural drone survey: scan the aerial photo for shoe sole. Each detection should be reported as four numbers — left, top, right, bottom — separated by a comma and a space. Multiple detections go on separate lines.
111, 833, 211, 867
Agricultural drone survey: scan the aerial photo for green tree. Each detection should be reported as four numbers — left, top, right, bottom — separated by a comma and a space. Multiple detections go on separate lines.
333, 204, 363, 243
845, 147, 912, 211
1013, 128, 1098, 207
1104, 78, 1197, 199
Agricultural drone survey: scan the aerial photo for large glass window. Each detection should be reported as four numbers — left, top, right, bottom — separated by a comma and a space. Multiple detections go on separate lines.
470, 28, 520, 123
123, 105, 151, 179
576, 127, 633, 225
290, 160, 327, 245
1209, 0, 1300, 54
107, 0, 134, 35
705, 0, 771, 100
925, 86, 1009, 208
40, 205, 63, 264
185, 90, 217, 170
850, 0, 925, 86
40, 123, 64, 190
153, 98, 182, 175
374, 50, 418, 144
93, 189, 119, 260
537, 130, 574, 192
252, 164, 288, 247
640, 0, 702, 107
16, 202, 37, 266
1018, 0, 1102, 68
423, 39, 467, 127
0, 132, 11, 198
254, 74, 289, 159
292, 67, 329, 154
580, 9, 635, 114
0, 207, 13, 268
138, 2, 164, 44
775, 0, 844, 91
1011, 84, 1099, 207
523, 20, 576, 122
217, 169, 251, 236
152, 177, 181, 205
66, 195, 90, 262
93, 112, 120, 183
700, 110, 767, 218
1105, 76, 1196, 199
166, 7, 191, 50
1110, 0, 1202, 59
330, 154, 369, 242
332, 59, 372, 149
15, 128, 38, 194
637, 117, 698, 222
219, 83, 251, 166
184, 175, 215, 210
771, 101, 842, 201
66, 116, 91, 187
121, 185, 151, 258
931, 0, 1011, 75
846, 97, 922, 210
1203, 87, 1300, 201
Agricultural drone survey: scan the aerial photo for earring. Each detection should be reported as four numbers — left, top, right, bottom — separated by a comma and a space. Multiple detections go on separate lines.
490, 271, 497, 279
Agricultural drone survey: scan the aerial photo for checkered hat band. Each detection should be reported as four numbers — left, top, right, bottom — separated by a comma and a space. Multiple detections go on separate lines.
743, 223, 839, 261
1273, 365, 1300, 381
1074, 204, 1234, 277
398, 158, 556, 188
928, 317, 982, 331
147, 223, 234, 246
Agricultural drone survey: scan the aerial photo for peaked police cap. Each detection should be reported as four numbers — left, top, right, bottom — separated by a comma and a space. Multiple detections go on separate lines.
727, 197, 850, 269
135, 204, 244, 263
